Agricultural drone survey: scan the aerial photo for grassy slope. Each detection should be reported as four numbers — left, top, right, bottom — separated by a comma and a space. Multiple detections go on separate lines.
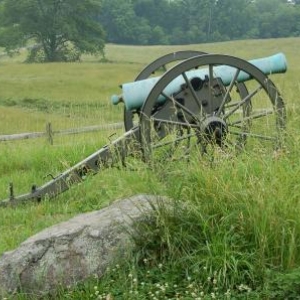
0, 37, 300, 298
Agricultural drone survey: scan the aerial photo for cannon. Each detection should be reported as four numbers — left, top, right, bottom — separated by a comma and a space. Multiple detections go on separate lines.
0, 51, 287, 206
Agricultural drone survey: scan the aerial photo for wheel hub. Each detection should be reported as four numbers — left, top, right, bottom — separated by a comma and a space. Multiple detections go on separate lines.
200, 116, 228, 146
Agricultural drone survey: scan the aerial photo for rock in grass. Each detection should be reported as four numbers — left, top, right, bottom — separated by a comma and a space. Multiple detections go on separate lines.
0, 194, 165, 296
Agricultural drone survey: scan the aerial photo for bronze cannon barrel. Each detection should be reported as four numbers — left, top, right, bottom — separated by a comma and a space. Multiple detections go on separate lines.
111, 52, 287, 111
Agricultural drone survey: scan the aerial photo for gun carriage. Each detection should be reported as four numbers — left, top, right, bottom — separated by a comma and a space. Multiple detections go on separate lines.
1, 51, 287, 206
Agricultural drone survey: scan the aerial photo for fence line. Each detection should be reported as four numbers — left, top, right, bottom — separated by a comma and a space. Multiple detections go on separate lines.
0, 122, 124, 143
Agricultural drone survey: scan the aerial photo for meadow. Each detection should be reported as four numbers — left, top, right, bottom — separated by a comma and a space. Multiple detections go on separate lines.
0, 37, 300, 299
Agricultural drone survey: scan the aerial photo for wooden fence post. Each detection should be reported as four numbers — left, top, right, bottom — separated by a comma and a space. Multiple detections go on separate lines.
46, 122, 53, 145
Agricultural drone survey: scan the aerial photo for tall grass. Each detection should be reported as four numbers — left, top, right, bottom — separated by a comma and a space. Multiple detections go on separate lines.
0, 38, 300, 298
25, 142, 300, 299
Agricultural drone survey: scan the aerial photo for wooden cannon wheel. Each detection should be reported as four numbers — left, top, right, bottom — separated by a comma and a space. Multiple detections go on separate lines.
138, 54, 286, 161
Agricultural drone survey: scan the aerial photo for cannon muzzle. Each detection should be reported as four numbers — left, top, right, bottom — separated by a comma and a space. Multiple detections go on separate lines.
111, 53, 287, 111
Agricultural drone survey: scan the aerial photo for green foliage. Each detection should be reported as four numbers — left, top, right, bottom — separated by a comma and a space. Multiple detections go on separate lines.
265, 268, 300, 299
99, 0, 300, 45
0, 0, 105, 62
1, 0, 299, 49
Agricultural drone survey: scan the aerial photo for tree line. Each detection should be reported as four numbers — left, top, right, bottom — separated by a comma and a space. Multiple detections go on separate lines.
0, 0, 299, 62
101, 0, 300, 45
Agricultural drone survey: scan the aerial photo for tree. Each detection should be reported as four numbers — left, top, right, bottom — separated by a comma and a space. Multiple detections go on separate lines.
0, 0, 105, 62
100, 0, 138, 44
177, 0, 213, 43
214, 0, 256, 41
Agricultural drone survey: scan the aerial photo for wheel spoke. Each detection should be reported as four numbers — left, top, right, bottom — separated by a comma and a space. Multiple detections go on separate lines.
226, 100, 246, 108
150, 117, 199, 129
223, 85, 263, 120
216, 68, 240, 116
228, 109, 273, 126
229, 130, 277, 141
181, 71, 203, 111
208, 64, 214, 113
161, 92, 201, 122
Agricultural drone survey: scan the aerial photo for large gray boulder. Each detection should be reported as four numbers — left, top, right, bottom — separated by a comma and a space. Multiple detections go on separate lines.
0, 194, 166, 296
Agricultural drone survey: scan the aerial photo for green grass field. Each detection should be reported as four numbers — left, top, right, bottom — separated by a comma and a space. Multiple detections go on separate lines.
1, 38, 300, 298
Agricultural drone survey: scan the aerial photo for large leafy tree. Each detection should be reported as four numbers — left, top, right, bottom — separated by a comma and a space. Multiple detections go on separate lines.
0, 0, 105, 62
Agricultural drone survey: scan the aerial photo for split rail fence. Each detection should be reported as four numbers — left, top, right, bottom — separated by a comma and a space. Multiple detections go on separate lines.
0, 122, 124, 144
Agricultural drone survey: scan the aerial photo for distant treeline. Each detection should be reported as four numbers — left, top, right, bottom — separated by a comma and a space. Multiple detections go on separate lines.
99, 0, 300, 45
